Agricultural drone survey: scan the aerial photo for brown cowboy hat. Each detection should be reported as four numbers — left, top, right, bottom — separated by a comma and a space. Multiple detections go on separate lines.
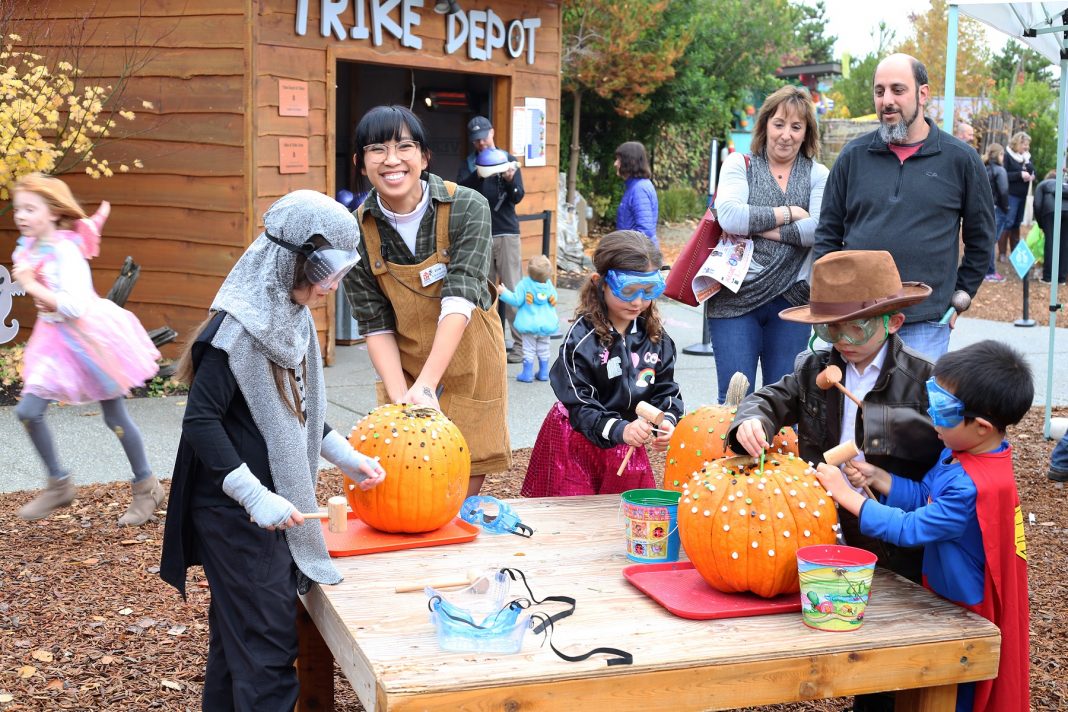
779, 250, 931, 324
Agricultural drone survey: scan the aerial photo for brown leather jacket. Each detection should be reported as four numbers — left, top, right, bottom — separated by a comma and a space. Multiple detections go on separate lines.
726, 334, 942, 581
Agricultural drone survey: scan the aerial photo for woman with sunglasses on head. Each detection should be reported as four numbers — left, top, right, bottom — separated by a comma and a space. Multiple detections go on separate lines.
160, 190, 386, 710
521, 230, 684, 497
708, 85, 829, 403
342, 105, 510, 497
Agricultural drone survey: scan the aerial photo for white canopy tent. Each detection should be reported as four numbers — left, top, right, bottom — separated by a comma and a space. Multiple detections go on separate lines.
947, 1, 1066, 437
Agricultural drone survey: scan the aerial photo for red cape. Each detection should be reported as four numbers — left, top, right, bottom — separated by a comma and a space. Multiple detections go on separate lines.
957, 446, 1029, 712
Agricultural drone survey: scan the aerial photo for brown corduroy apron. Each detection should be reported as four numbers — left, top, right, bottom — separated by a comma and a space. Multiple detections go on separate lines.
358, 184, 511, 475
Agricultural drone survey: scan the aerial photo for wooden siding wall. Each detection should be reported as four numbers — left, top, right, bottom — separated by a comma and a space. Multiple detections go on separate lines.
1, 0, 249, 358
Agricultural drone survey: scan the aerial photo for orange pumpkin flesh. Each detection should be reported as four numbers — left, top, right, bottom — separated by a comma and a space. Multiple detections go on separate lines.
677, 455, 839, 598
345, 404, 470, 533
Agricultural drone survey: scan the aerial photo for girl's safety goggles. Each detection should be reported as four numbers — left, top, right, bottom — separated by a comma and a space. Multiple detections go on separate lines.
266, 232, 361, 290
813, 314, 889, 346
604, 269, 666, 302
925, 377, 985, 428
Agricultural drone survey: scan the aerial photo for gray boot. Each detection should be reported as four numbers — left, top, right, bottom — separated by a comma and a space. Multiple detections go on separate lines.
18, 477, 76, 521
118, 476, 165, 526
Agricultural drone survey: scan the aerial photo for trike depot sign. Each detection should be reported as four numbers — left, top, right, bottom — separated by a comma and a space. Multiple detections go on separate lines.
295, 0, 543, 64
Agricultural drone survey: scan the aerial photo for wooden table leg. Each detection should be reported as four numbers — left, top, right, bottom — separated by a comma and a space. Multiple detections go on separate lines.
895, 683, 958, 711
296, 597, 334, 711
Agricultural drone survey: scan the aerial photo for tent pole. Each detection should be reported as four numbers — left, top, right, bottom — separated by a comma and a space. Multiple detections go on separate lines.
943, 4, 960, 133
1045, 32, 1068, 439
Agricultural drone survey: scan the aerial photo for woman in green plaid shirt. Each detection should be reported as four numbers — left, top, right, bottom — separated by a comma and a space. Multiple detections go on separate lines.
343, 106, 511, 494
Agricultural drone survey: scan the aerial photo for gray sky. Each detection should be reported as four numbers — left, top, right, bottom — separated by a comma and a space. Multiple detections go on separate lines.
817, 0, 1009, 61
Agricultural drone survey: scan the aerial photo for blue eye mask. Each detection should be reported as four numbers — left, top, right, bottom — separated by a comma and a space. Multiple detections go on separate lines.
926, 377, 986, 428
605, 269, 666, 302
460, 496, 534, 537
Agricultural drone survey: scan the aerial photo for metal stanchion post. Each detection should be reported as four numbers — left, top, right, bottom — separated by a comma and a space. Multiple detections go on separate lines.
682, 311, 715, 356
1015, 272, 1036, 327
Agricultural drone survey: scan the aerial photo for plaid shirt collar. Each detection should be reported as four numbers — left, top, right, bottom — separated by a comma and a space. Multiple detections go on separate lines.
362, 174, 456, 220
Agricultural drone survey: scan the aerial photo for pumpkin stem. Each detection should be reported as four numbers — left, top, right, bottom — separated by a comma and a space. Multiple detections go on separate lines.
724, 372, 750, 408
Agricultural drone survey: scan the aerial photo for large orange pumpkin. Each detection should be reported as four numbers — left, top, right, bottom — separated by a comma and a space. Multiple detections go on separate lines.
664, 373, 798, 493
677, 454, 839, 598
345, 404, 470, 533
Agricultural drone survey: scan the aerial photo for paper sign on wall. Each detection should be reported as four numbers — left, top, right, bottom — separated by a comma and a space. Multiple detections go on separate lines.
279, 80, 309, 117
524, 97, 546, 167
279, 138, 309, 174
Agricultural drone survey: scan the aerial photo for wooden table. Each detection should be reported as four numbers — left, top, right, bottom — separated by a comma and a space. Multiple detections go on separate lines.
297, 496, 1000, 711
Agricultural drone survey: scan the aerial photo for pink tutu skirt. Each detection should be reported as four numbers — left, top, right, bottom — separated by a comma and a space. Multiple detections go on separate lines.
522, 401, 654, 497
21, 297, 160, 404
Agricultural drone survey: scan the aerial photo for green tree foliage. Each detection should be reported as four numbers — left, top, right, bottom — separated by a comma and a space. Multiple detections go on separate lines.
786, 1, 836, 65
895, 0, 992, 97
561, 0, 690, 202
991, 40, 1054, 89
562, 0, 797, 217
992, 78, 1057, 177
827, 23, 896, 118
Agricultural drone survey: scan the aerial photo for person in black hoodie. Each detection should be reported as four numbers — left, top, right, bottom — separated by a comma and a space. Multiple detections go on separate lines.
1033, 168, 1068, 284
458, 115, 526, 363
984, 142, 1009, 283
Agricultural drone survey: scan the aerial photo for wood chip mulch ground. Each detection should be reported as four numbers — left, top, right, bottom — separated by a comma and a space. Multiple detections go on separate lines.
2, 405, 1066, 711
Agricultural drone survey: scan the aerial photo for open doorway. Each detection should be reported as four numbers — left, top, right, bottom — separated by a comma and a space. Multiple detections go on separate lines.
335, 61, 495, 200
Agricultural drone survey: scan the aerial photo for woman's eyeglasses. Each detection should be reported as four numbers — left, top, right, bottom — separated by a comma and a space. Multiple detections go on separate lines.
363, 140, 421, 163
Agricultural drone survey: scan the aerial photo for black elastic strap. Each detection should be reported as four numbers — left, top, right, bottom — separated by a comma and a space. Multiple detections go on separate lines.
501, 568, 633, 667
529, 612, 633, 667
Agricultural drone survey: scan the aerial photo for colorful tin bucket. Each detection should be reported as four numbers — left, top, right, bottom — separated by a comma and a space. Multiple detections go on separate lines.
796, 544, 877, 632
621, 489, 681, 563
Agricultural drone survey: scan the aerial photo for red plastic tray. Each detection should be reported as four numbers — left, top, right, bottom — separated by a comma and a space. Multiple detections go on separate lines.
322, 513, 479, 557
623, 562, 801, 620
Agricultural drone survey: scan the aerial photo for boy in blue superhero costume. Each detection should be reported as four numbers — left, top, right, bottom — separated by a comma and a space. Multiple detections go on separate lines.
816, 340, 1032, 712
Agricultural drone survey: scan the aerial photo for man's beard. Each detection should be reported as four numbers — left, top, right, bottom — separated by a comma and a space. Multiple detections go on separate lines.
878, 99, 920, 144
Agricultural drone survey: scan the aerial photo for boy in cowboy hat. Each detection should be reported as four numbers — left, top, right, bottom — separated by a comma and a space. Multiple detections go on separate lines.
727, 250, 943, 586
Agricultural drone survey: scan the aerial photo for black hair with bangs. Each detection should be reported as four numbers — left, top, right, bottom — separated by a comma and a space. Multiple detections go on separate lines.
352, 105, 431, 171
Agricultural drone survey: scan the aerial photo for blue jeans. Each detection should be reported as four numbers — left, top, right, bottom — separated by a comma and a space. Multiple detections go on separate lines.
706, 295, 811, 403
1051, 431, 1068, 475
897, 320, 951, 360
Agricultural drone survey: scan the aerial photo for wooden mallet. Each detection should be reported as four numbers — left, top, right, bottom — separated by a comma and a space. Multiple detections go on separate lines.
823, 441, 876, 500
617, 401, 666, 476
302, 496, 350, 533
394, 568, 482, 593
816, 365, 864, 409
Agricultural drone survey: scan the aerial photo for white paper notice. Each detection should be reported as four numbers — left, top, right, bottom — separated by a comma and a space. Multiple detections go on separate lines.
512, 107, 530, 157
524, 97, 547, 167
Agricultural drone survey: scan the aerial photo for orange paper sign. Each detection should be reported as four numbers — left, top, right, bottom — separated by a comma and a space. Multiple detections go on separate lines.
278, 79, 309, 116
278, 138, 309, 174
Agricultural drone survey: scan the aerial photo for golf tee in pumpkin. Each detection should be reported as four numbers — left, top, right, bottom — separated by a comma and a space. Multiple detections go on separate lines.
676, 454, 839, 598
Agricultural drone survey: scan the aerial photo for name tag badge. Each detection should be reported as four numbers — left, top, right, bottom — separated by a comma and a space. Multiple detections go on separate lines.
420, 263, 447, 287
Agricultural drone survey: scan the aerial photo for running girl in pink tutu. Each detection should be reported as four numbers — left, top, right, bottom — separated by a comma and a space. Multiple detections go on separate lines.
11, 173, 162, 525
521, 230, 684, 496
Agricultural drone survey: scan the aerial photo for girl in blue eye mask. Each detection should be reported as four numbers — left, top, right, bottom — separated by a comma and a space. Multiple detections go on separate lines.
521, 230, 684, 497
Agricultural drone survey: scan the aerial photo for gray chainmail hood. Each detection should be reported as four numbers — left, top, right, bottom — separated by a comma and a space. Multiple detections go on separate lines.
209, 190, 361, 586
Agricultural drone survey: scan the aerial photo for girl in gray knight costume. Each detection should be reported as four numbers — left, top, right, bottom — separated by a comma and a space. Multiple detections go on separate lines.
160, 190, 386, 710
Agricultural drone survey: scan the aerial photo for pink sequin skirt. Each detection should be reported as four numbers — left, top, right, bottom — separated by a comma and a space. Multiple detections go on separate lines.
21, 298, 160, 404
522, 401, 654, 497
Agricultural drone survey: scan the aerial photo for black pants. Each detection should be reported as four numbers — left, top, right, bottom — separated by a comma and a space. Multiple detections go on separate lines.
193, 506, 299, 712
1038, 214, 1068, 283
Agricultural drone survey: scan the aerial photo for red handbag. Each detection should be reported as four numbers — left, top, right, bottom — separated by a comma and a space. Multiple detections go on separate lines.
663, 155, 750, 307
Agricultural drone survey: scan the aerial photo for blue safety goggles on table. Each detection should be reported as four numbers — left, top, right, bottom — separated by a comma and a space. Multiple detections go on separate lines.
605, 269, 666, 302
926, 377, 988, 428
